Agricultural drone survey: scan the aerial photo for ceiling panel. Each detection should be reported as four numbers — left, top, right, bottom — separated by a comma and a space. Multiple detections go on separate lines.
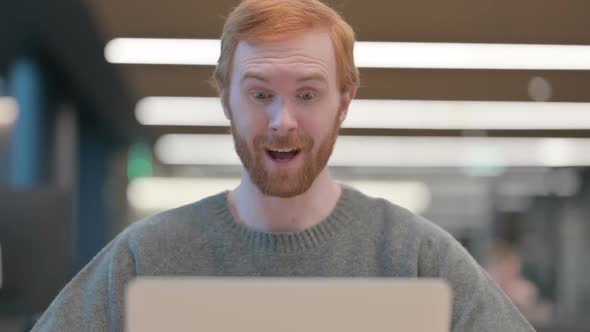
87, 0, 590, 44
85, 0, 590, 138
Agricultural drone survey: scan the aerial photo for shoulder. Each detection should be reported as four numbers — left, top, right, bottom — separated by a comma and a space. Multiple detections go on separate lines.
122, 191, 228, 252
344, 184, 460, 272
344, 184, 451, 244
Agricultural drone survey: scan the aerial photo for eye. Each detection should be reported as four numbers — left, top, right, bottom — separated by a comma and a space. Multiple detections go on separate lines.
298, 91, 316, 100
251, 91, 273, 100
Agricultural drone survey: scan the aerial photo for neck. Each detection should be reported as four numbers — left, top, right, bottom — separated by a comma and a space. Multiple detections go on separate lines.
228, 168, 342, 232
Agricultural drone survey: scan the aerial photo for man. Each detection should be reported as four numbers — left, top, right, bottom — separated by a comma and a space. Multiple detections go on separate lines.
33, 0, 535, 331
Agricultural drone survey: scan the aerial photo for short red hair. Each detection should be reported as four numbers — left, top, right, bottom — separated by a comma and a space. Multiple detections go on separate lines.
213, 0, 359, 93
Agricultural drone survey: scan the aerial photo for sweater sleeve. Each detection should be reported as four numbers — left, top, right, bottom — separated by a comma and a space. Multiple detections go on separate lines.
31, 229, 136, 332
420, 228, 536, 332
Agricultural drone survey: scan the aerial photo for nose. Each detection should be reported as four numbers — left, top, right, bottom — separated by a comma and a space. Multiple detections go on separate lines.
268, 99, 297, 134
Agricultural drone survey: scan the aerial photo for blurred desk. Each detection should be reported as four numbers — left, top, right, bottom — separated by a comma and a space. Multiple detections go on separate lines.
0, 188, 73, 316
0, 317, 20, 332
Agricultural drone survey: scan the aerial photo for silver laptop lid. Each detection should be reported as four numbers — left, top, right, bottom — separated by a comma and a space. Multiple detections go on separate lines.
126, 278, 452, 332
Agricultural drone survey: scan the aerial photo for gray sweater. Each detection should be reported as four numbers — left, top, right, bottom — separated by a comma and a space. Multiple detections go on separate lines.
32, 186, 535, 331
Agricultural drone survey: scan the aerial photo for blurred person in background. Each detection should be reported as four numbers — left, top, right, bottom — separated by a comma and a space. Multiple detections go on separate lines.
485, 241, 552, 324
32, 0, 535, 331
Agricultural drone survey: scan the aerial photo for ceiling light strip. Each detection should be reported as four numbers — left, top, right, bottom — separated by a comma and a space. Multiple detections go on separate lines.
106, 38, 590, 70
154, 134, 590, 167
136, 97, 590, 130
127, 176, 431, 214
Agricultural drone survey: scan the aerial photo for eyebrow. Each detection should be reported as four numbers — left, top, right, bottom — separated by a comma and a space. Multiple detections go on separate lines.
296, 73, 328, 84
240, 71, 328, 84
240, 71, 269, 84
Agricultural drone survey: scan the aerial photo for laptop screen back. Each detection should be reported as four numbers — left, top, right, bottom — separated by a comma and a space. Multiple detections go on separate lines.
126, 278, 452, 332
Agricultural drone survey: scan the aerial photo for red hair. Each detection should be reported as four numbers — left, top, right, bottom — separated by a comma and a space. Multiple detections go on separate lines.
213, 0, 359, 93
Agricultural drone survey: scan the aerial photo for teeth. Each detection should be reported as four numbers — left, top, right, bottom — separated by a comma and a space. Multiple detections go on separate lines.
270, 148, 297, 152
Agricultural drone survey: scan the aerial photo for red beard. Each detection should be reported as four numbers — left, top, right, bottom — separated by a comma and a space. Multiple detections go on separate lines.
231, 116, 340, 198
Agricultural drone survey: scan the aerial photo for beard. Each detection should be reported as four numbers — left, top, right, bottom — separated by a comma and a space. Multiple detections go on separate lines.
231, 113, 341, 198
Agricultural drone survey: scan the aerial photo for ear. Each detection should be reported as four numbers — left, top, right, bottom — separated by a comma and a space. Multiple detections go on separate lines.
338, 86, 357, 125
216, 78, 232, 120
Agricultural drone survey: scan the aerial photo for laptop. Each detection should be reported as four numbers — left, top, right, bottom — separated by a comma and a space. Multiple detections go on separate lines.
126, 278, 452, 332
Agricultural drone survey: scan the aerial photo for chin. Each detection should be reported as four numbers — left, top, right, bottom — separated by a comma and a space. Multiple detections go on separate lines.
260, 186, 310, 198
255, 176, 313, 198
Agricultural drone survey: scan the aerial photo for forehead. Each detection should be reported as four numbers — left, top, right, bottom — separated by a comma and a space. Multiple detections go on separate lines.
232, 28, 337, 82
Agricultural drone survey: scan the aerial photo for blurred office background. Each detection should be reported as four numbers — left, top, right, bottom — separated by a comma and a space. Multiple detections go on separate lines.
1, 0, 590, 331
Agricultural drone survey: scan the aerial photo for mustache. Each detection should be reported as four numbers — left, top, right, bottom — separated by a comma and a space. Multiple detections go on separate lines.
253, 133, 313, 150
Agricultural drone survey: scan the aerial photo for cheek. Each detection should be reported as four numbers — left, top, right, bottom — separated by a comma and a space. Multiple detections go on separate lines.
299, 118, 330, 151
242, 114, 268, 137
303, 99, 341, 135
230, 95, 268, 134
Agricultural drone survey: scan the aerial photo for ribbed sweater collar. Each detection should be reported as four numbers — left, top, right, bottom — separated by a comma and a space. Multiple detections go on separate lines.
209, 185, 358, 253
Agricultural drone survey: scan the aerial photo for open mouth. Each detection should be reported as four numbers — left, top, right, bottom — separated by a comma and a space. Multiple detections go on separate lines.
266, 148, 301, 162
